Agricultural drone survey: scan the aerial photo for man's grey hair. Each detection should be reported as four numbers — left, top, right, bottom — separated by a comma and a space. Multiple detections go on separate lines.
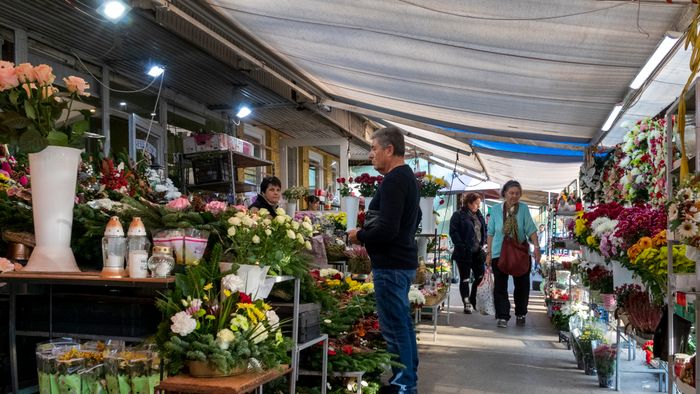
372, 126, 406, 157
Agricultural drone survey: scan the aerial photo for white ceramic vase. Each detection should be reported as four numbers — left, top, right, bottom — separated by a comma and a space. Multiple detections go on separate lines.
343, 196, 360, 230
25, 146, 82, 272
419, 197, 435, 235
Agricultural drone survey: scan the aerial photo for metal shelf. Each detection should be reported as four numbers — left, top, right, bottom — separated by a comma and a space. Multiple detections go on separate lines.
183, 150, 272, 168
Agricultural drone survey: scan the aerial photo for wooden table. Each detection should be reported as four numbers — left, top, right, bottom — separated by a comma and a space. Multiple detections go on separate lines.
157, 365, 292, 394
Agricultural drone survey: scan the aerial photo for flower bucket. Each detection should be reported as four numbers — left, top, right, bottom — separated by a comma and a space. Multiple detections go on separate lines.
343, 196, 360, 230
589, 290, 601, 304
187, 360, 246, 378
601, 293, 616, 310
597, 373, 614, 388
364, 196, 373, 209
611, 260, 641, 290
25, 146, 81, 272
285, 202, 297, 217
419, 197, 435, 235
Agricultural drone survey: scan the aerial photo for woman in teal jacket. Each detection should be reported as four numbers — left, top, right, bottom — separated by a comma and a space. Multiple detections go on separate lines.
486, 180, 540, 328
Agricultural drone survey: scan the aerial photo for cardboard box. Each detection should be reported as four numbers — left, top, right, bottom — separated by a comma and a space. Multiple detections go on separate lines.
232, 137, 254, 156
183, 134, 234, 153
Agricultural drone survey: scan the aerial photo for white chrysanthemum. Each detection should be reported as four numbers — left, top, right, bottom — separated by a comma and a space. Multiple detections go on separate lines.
275, 208, 286, 216
235, 211, 246, 218
170, 311, 197, 336
227, 226, 237, 237
215, 328, 235, 349
679, 220, 699, 239
266, 310, 280, 330
222, 274, 245, 293
228, 217, 242, 226
297, 234, 305, 244
265, 229, 272, 236
252, 235, 261, 244
320, 268, 340, 278
291, 221, 300, 230
630, 168, 640, 176
619, 156, 631, 168
263, 218, 272, 226
258, 208, 270, 217
669, 204, 679, 221
304, 216, 312, 223
305, 241, 312, 250
286, 229, 296, 240
275, 215, 286, 224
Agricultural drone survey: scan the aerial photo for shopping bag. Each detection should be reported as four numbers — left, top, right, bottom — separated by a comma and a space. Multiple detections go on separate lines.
476, 267, 495, 316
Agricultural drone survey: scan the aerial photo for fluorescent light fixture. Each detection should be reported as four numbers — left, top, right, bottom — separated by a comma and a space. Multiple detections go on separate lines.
236, 106, 252, 118
147, 65, 165, 78
119, 102, 127, 106
629, 34, 680, 89
601, 104, 623, 131
98, 0, 130, 22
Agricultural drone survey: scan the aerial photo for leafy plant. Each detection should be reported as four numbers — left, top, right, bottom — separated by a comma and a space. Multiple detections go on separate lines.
283, 186, 308, 200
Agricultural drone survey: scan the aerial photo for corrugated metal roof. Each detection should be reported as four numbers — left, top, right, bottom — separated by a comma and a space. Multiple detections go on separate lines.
0, 0, 369, 157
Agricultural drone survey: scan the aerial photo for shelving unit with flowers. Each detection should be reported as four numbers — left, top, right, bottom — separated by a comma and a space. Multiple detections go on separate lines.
664, 77, 700, 394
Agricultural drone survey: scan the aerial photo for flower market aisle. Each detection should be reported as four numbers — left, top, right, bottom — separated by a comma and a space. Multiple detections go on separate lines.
416, 289, 659, 393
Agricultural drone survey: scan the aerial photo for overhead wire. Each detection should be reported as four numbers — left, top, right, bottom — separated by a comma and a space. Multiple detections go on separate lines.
71, 51, 161, 94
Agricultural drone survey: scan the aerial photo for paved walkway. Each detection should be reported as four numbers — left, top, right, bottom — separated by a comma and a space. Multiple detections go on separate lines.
415, 286, 663, 393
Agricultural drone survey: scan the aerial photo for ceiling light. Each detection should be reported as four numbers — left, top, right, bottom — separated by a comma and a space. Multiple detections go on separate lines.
119, 102, 127, 106
629, 33, 680, 89
601, 104, 623, 131
98, 0, 130, 22
236, 106, 252, 118
147, 65, 165, 78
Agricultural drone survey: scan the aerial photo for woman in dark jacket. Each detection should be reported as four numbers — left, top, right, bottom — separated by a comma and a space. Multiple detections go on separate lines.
449, 192, 487, 314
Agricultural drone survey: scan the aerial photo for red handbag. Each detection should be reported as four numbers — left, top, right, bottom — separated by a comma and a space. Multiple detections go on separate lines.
497, 204, 530, 277
498, 236, 530, 277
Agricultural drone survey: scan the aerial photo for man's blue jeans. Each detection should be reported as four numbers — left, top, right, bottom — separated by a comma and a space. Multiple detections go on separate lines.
373, 268, 418, 393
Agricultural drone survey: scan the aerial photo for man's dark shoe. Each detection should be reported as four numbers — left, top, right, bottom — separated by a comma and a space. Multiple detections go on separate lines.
516, 315, 526, 326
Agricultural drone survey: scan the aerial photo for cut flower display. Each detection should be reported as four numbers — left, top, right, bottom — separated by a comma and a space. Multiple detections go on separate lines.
415, 171, 448, 197
156, 246, 289, 375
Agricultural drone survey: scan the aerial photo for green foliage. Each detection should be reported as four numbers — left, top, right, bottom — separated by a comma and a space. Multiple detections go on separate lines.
0, 191, 33, 232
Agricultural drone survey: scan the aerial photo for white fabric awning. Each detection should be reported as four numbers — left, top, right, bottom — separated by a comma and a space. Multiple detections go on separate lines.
209, 0, 688, 145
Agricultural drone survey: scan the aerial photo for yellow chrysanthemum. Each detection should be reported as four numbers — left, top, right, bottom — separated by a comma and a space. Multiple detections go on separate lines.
586, 235, 598, 247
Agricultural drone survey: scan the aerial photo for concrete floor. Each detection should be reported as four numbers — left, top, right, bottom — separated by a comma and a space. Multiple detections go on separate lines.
414, 286, 664, 394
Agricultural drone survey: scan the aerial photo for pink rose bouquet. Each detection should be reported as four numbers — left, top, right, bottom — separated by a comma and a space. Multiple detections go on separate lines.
0, 61, 91, 153
204, 200, 228, 215
166, 196, 191, 211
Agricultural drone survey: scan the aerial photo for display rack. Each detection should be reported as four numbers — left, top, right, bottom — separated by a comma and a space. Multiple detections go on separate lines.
0, 271, 175, 394
179, 149, 272, 196
0, 272, 328, 394
665, 80, 700, 394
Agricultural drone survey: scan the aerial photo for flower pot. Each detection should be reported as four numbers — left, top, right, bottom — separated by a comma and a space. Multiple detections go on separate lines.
285, 202, 297, 217
25, 146, 81, 272
419, 197, 435, 235
601, 293, 616, 310
597, 373, 614, 388
187, 360, 247, 378
343, 196, 360, 230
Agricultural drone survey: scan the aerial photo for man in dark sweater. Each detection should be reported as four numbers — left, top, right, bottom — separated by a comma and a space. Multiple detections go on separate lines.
349, 126, 419, 394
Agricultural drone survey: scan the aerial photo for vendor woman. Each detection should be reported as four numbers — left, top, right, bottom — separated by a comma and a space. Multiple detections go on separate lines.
249, 176, 282, 217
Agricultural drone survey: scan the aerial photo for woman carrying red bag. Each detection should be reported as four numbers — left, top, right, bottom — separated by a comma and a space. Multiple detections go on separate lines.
485, 180, 540, 328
